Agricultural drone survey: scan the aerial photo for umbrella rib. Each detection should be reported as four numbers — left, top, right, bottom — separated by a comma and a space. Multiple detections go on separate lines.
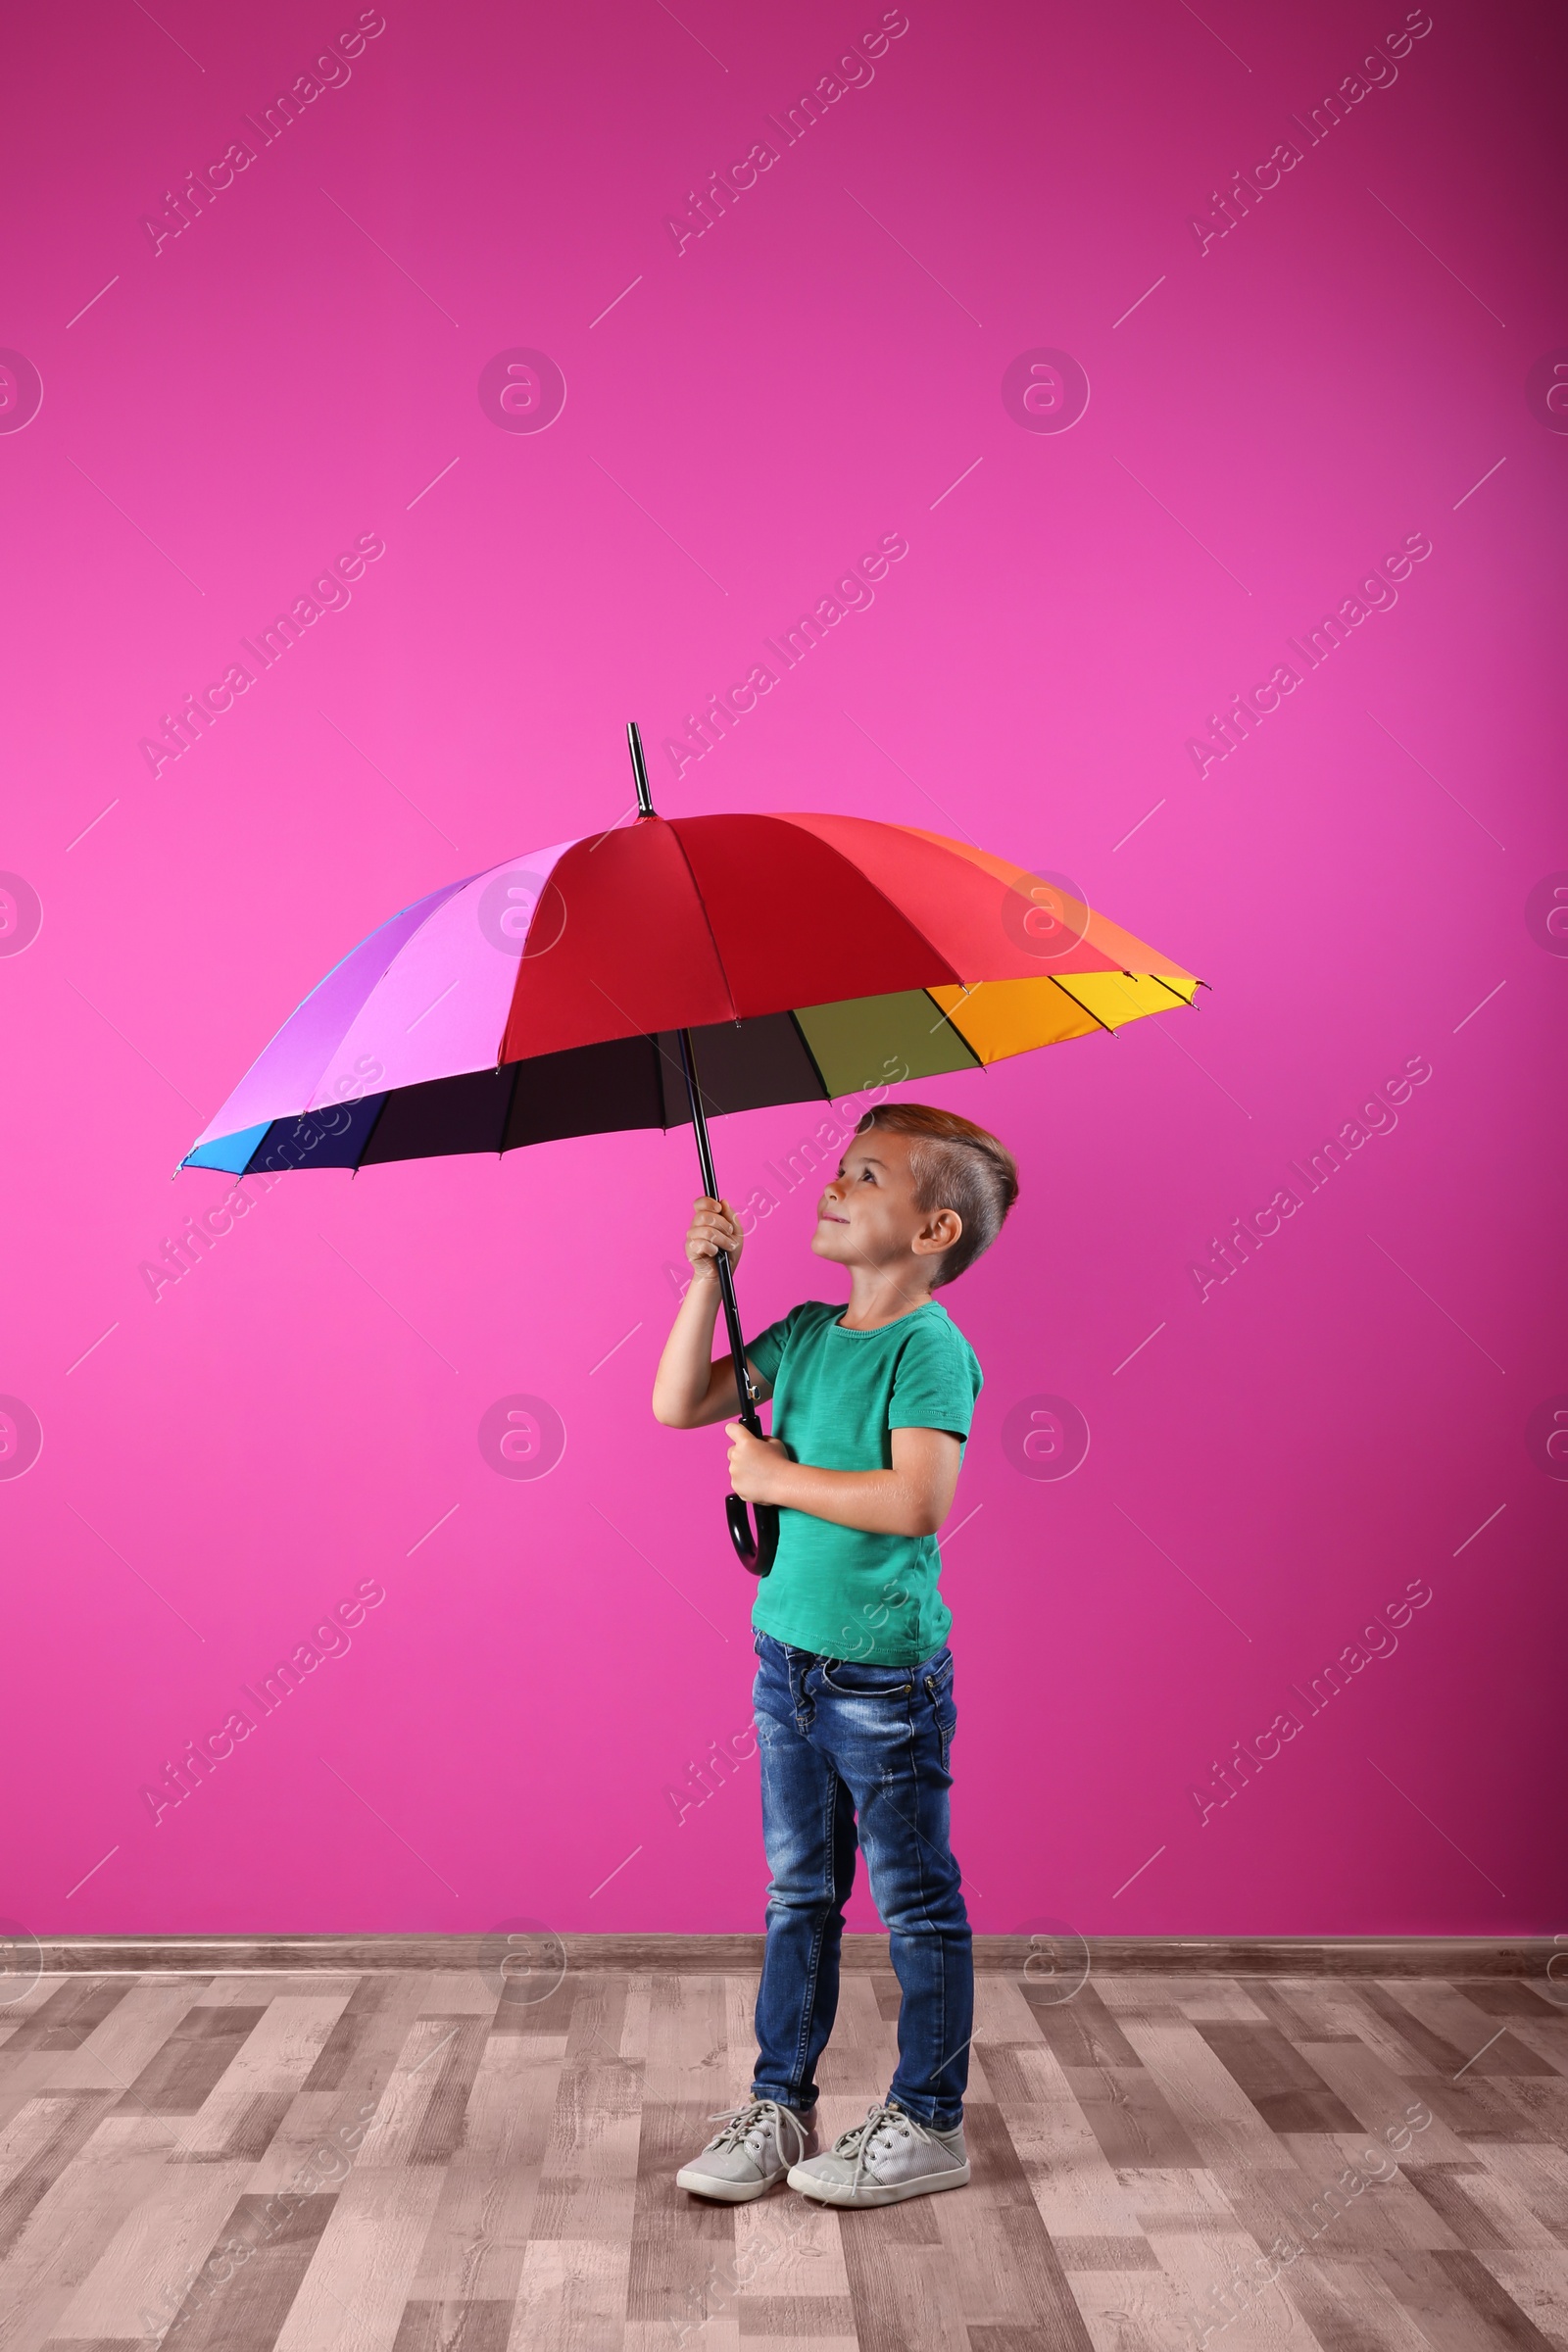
586, 978, 725, 1116
497, 1057, 523, 1154
785, 1010, 834, 1102
1143, 970, 1200, 1006
1048, 974, 1116, 1035
923, 989, 986, 1063
354, 1090, 392, 1168
776, 816, 962, 987
662, 819, 742, 1024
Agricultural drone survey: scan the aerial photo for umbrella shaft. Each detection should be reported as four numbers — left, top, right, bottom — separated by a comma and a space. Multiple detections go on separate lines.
676, 1027, 761, 1438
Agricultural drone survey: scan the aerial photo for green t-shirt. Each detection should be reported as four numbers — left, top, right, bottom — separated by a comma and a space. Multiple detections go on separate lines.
744, 1298, 983, 1666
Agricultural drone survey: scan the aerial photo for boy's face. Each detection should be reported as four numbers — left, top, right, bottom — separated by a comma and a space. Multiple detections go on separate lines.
811, 1129, 959, 1276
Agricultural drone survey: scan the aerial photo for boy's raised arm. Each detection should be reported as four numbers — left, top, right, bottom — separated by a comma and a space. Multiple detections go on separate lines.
652, 1195, 773, 1429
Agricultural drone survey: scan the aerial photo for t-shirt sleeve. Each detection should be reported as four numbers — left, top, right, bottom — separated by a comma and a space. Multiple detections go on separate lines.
744, 1305, 800, 1389
888, 1322, 982, 1441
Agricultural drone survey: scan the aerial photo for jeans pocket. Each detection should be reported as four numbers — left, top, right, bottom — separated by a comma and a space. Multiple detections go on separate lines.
817, 1656, 914, 1698
938, 1696, 956, 1772
921, 1647, 955, 1701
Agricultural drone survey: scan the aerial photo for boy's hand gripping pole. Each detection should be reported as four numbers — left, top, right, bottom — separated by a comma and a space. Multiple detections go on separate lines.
676, 1025, 779, 1577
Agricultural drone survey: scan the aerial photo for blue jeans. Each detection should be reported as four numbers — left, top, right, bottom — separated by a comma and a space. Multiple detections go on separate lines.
748, 1629, 972, 2132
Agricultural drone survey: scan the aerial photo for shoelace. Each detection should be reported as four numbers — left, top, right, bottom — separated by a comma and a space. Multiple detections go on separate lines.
830, 2100, 939, 2188
704, 2097, 809, 2170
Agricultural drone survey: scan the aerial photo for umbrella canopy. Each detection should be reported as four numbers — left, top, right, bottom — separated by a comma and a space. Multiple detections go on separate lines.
179, 732, 1202, 1577
181, 808, 1200, 1178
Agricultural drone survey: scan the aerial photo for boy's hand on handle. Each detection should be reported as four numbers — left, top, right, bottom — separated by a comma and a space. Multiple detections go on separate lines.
686, 1196, 743, 1283
725, 1422, 790, 1504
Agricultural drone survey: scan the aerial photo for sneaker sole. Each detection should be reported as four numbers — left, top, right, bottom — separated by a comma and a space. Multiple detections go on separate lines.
786, 2160, 971, 2206
675, 2166, 782, 2202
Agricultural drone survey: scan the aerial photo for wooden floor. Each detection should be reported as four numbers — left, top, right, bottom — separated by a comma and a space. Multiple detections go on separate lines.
2, 1964, 1566, 2352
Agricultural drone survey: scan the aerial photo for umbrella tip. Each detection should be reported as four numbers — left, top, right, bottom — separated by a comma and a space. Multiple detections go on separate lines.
626, 721, 657, 819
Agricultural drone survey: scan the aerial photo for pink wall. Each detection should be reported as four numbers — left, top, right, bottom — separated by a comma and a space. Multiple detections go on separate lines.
2, 0, 1563, 1941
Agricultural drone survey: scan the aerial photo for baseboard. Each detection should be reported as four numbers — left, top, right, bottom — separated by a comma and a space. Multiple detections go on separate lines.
23, 1934, 1553, 1978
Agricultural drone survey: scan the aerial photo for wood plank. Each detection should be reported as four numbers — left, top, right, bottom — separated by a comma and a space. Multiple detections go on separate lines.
112, 2006, 267, 2117
1271, 2251, 1442, 2352
0, 2114, 171, 2352
1220, 2135, 1462, 2256
405, 2039, 564, 2303
994, 2094, 1154, 2244
307, 1977, 409, 2092
0, 2095, 117, 2263
179, 1994, 354, 2158
162, 2192, 341, 2352
1370, 2248, 1560, 2350
1359, 1985, 1475, 2077
2, 1984, 136, 2056
1194, 2023, 1364, 2135
1495, 2018, 1568, 2081
968, 1977, 1045, 2045
528, 2058, 642, 2242
1389, 1984, 1561, 2080
1064, 2272, 1223, 2352
271, 2168, 447, 2352
732, 2293, 857, 2334
390, 2302, 514, 2352
38, 1981, 210, 2096
408, 2020, 491, 2168
1477, 2143, 1568, 2247
969, 2042, 1067, 2108
1473, 2251, 1568, 2346
1171, 1979, 1276, 2025
1020, 1987, 1143, 2070
1288, 2036, 1470, 2164
507, 2237, 630, 2351
45, 2156, 252, 2340
1143, 2216, 1333, 2352
1112, 2021, 1295, 2171
732, 2195, 850, 2304
1401, 2161, 1557, 2251
1062, 2066, 1206, 2170
358, 2018, 478, 2171
813, 1978, 891, 2102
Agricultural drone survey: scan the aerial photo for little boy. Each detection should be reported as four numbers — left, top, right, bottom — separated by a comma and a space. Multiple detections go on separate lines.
651, 1102, 1018, 2209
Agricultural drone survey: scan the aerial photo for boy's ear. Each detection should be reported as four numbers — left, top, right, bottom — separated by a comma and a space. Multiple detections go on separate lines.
912, 1207, 962, 1258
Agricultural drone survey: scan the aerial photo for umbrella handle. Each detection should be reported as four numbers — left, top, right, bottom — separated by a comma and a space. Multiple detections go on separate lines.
668, 1017, 781, 1579
727, 1495, 780, 1576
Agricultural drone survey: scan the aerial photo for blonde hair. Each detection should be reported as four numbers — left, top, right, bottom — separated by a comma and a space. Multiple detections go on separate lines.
855, 1102, 1019, 1286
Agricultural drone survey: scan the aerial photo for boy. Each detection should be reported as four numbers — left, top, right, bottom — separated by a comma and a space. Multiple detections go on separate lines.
651, 1102, 1019, 2209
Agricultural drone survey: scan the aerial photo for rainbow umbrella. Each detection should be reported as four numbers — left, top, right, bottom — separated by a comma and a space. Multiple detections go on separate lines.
181, 727, 1202, 1571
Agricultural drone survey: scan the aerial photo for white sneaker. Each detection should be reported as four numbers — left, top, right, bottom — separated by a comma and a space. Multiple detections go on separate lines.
676, 2097, 817, 2201
787, 2100, 969, 2206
